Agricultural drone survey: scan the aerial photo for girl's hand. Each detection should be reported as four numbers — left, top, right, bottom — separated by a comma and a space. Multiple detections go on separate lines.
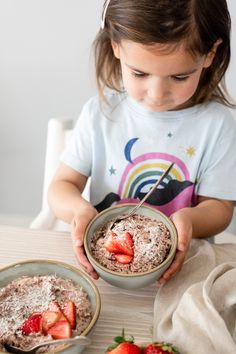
71, 205, 99, 280
158, 209, 193, 285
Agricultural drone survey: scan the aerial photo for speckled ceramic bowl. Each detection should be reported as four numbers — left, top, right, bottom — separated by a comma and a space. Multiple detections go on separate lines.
84, 204, 178, 289
0, 259, 101, 354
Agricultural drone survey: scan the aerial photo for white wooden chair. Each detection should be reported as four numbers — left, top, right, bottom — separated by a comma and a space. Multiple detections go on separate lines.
30, 117, 90, 231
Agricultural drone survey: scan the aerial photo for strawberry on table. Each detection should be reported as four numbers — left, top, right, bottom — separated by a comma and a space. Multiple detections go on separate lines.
108, 342, 141, 354
106, 330, 141, 354
21, 313, 43, 334
143, 342, 180, 354
105, 330, 181, 354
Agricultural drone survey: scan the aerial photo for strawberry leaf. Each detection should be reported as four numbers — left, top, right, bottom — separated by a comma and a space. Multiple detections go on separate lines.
114, 336, 125, 343
106, 343, 119, 352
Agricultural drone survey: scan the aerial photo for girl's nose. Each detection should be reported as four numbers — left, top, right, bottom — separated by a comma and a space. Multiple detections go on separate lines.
147, 78, 169, 102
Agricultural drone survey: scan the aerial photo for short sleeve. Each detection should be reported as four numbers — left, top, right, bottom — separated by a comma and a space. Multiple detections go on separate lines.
60, 100, 93, 176
196, 107, 236, 201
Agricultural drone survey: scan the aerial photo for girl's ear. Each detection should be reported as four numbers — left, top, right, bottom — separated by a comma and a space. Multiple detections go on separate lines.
203, 38, 223, 68
111, 40, 121, 59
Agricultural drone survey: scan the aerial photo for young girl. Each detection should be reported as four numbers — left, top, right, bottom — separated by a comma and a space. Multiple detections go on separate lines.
48, 0, 236, 283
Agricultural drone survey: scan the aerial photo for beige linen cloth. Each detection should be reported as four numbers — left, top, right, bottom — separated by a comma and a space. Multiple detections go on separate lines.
153, 239, 236, 354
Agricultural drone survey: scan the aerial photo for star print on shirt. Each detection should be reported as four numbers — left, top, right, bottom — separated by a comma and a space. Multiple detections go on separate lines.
109, 166, 116, 175
185, 146, 196, 157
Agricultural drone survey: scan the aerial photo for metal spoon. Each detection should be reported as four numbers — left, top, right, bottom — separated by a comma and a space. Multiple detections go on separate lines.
110, 162, 175, 230
4, 336, 91, 354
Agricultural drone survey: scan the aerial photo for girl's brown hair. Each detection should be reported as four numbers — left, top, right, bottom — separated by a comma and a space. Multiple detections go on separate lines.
94, 0, 234, 107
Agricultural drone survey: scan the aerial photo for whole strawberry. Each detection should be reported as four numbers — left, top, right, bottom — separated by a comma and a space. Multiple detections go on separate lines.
106, 330, 141, 354
108, 342, 141, 354
143, 342, 180, 354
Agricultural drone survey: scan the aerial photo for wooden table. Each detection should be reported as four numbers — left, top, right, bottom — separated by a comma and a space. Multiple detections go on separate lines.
0, 225, 158, 353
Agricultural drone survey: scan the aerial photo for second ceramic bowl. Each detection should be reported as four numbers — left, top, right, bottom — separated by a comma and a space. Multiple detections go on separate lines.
0, 259, 101, 354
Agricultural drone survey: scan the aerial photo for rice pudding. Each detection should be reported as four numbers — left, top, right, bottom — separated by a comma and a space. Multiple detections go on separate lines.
0, 275, 92, 352
91, 213, 171, 273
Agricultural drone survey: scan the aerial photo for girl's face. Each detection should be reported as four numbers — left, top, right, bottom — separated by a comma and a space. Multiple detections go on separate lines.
112, 40, 216, 112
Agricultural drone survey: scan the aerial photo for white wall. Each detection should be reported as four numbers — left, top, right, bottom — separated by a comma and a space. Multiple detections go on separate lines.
0, 0, 235, 224
0, 0, 103, 222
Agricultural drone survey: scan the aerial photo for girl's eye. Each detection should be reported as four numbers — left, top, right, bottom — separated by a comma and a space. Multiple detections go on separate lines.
132, 72, 147, 78
171, 75, 189, 81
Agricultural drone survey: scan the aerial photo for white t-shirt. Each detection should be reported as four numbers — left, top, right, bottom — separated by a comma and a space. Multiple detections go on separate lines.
61, 92, 236, 216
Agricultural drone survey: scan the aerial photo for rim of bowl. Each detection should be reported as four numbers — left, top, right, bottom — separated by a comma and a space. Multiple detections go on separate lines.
0, 259, 101, 354
84, 203, 178, 278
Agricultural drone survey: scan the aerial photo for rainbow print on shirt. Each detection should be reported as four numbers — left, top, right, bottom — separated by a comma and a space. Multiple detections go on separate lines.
95, 139, 195, 216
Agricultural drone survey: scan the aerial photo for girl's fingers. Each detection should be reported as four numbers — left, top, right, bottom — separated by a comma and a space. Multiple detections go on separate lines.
71, 213, 99, 279
158, 249, 185, 284
73, 243, 99, 279
158, 210, 193, 284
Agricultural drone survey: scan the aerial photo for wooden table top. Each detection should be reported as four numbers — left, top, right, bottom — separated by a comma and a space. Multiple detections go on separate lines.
0, 225, 158, 353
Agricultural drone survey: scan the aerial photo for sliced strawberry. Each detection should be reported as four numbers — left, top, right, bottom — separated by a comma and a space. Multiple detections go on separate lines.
42, 311, 61, 333
105, 233, 121, 253
58, 311, 67, 321
21, 313, 43, 335
48, 301, 62, 312
48, 301, 67, 321
115, 254, 133, 264
47, 320, 72, 339
118, 231, 134, 256
63, 301, 76, 329
31, 312, 42, 316
105, 232, 134, 256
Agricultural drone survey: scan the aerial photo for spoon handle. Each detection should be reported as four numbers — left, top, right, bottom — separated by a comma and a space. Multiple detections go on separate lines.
35, 335, 91, 349
126, 162, 175, 217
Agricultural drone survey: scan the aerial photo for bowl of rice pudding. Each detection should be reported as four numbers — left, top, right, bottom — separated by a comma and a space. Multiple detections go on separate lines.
0, 259, 101, 354
84, 204, 178, 289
